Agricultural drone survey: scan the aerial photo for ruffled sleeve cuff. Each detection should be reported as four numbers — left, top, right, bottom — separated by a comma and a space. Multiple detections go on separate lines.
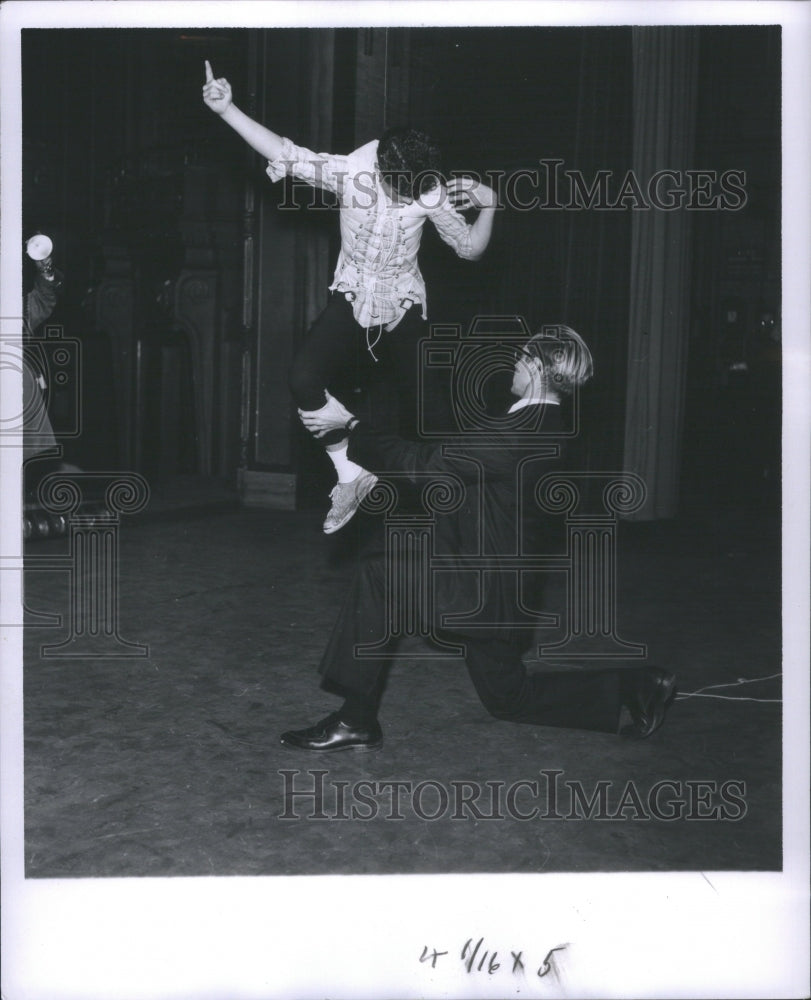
265, 136, 297, 183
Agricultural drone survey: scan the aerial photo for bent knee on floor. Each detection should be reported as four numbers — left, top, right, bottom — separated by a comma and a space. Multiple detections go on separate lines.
481, 698, 524, 722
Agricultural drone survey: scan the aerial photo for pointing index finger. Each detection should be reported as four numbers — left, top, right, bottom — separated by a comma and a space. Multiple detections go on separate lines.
204, 60, 214, 83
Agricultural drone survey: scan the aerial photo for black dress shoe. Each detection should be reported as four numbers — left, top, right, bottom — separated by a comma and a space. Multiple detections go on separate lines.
621, 666, 676, 739
280, 712, 383, 752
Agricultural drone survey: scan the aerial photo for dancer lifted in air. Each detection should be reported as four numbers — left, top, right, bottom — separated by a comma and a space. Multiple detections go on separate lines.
202, 60, 497, 532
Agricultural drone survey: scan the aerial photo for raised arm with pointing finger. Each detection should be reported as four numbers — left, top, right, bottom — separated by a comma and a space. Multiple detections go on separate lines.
202, 59, 285, 161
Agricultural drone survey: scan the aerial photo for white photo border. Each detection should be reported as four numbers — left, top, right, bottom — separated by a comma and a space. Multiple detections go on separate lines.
1, 2, 808, 998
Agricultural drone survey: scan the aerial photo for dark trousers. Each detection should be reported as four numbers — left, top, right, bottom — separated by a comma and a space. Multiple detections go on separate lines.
289, 294, 444, 446
318, 553, 629, 734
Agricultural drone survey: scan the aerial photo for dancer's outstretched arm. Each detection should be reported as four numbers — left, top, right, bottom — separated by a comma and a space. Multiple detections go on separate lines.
202, 60, 284, 161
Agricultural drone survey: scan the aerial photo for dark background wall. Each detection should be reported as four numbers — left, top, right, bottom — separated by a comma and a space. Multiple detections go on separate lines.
684, 27, 781, 506
21, 26, 780, 515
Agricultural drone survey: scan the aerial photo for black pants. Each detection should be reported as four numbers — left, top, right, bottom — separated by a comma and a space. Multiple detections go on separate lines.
318, 552, 630, 734
289, 294, 445, 446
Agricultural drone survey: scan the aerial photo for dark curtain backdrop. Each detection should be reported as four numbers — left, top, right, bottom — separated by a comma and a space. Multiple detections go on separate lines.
558, 30, 633, 481
681, 27, 781, 512
623, 27, 699, 520
409, 28, 633, 480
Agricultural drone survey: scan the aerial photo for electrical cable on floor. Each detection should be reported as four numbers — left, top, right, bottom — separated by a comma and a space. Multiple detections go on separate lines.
675, 672, 782, 703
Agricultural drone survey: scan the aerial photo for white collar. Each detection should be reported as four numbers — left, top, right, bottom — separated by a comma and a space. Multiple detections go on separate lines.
508, 397, 559, 413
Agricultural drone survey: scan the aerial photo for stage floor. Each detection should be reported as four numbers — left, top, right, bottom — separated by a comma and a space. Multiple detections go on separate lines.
20, 498, 782, 876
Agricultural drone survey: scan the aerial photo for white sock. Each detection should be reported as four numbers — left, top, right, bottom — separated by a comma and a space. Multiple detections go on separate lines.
326, 444, 364, 484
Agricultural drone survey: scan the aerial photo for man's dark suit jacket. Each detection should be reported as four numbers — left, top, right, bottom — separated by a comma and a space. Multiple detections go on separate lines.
347, 401, 567, 643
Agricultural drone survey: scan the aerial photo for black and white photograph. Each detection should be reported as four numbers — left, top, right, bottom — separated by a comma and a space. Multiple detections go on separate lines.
1, 2, 808, 998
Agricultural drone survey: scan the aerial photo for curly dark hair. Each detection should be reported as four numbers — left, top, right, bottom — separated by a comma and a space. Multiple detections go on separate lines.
377, 126, 443, 199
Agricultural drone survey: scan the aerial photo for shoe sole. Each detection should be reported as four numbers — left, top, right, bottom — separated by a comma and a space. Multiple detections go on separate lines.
323, 514, 358, 535
279, 738, 383, 753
